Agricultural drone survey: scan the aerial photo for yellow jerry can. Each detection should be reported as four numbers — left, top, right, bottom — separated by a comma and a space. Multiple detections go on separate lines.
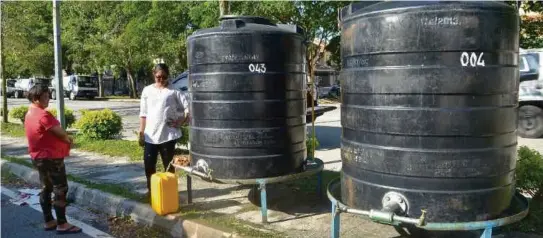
150, 172, 179, 215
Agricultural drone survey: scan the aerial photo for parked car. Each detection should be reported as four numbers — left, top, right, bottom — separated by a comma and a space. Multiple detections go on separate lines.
0, 79, 17, 98
171, 71, 189, 92
521, 48, 543, 80
518, 52, 542, 138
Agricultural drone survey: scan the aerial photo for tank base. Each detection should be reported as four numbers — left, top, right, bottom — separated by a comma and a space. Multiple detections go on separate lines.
173, 158, 324, 223
327, 178, 529, 238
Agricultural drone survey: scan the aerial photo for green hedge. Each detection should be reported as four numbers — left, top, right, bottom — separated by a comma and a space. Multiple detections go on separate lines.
75, 109, 123, 140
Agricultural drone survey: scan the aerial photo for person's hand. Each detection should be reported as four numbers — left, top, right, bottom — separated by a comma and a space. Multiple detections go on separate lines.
68, 136, 74, 145
138, 131, 145, 147
167, 119, 182, 128
182, 114, 190, 126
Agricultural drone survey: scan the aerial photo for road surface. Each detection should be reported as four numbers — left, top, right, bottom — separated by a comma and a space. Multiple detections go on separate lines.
1, 188, 106, 238
0, 173, 170, 238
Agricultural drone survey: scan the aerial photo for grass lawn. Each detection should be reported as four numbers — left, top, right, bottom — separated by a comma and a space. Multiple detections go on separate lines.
1, 122, 26, 137
73, 137, 143, 161
1, 122, 144, 161
102, 95, 133, 100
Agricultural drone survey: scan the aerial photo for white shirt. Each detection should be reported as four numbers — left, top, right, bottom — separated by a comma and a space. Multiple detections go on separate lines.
139, 84, 189, 144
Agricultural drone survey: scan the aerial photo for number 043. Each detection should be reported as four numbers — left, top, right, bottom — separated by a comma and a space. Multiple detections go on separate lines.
460, 52, 485, 67
249, 64, 266, 73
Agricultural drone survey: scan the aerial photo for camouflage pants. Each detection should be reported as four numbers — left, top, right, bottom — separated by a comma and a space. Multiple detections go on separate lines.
32, 159, 68, 225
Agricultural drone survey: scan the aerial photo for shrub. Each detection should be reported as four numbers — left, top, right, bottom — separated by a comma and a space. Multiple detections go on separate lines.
516, 146, 543, 198
177, 126, 189, 148
9, 106, 28, 123
306, 135, 320, 159
47, 108, 76, 128
75, 109, 123, 140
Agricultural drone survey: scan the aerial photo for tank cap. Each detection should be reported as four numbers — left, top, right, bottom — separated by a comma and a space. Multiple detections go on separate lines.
220, 15, 275, 29
277, 24, 305, 35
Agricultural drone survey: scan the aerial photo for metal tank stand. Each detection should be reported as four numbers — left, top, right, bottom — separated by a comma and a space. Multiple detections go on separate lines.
326, 178, 530, 238
172, 158, 324, 223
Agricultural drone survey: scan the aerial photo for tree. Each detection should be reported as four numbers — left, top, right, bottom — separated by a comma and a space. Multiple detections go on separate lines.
145, 1, 193, 74
325, 35, 341, 70
3, 1, 54, 78
61, 2, 116, 97
219, 0, 230, 17
289, 1, 349, 84
1, 1, 7, 123
507, 1, 543, 49
61, 1, 194, 98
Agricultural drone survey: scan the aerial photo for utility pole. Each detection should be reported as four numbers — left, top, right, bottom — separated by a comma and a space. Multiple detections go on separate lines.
1, 0, 7, 123
53, 0, 65, 128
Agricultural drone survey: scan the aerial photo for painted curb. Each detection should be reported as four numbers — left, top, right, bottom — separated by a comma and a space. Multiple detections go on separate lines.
99, 99, 140, 103
0, 160, 236, 238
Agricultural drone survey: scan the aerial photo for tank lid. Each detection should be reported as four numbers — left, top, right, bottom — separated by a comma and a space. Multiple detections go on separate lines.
220, 15, 276, 29
190, 15, 305, 39
276, 24, 305, 35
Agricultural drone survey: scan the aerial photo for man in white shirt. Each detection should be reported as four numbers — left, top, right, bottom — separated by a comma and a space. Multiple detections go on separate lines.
138, 64, 189, 197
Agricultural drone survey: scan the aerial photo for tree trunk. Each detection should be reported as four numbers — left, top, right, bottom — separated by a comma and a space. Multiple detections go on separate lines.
126, 66, 138, 98
219, 0, 229, 17
1, 2, 7, 123
111, 76, 115, 96
98, 71, 104, 98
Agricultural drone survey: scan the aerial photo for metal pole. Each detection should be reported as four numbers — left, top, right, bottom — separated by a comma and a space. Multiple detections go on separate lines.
257, 179, 268, 223
331, 200, 340, 238
1, 1, 7, 123
186, 175, 192, 204
53, 0, 65, 128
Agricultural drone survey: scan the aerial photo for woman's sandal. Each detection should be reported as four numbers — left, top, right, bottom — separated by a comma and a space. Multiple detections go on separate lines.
44, 220, 57, 231
56, 225, 82, 235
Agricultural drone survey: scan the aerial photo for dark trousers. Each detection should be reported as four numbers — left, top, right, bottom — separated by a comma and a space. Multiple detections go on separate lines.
143, 140, 176, 191
32, 159, 68, 225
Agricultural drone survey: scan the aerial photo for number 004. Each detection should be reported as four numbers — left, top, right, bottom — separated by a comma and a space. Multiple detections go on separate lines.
460, 52, 485, 67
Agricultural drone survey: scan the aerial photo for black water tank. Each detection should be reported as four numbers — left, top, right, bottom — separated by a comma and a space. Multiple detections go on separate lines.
339, 2, 520, 222
187, 16, 307, 179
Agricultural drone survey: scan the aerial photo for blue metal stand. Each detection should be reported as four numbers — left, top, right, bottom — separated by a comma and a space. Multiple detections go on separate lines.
326, 178, 530, 238
257, 179, 268, 223
331, 200, 340, 238
480, 227, 492, 238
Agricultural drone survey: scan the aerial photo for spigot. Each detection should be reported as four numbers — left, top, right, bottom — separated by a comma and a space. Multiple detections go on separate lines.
418, 209, 427, 226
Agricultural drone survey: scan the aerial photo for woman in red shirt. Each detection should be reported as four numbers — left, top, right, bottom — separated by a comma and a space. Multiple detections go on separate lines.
24, 84, 81, 234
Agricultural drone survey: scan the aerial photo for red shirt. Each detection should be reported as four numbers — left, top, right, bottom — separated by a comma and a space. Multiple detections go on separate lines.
24, 104, 70, 159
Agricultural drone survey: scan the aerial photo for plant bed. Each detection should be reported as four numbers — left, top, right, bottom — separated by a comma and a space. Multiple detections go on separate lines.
173, 148, 191, 167
318, 98, 340, 104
